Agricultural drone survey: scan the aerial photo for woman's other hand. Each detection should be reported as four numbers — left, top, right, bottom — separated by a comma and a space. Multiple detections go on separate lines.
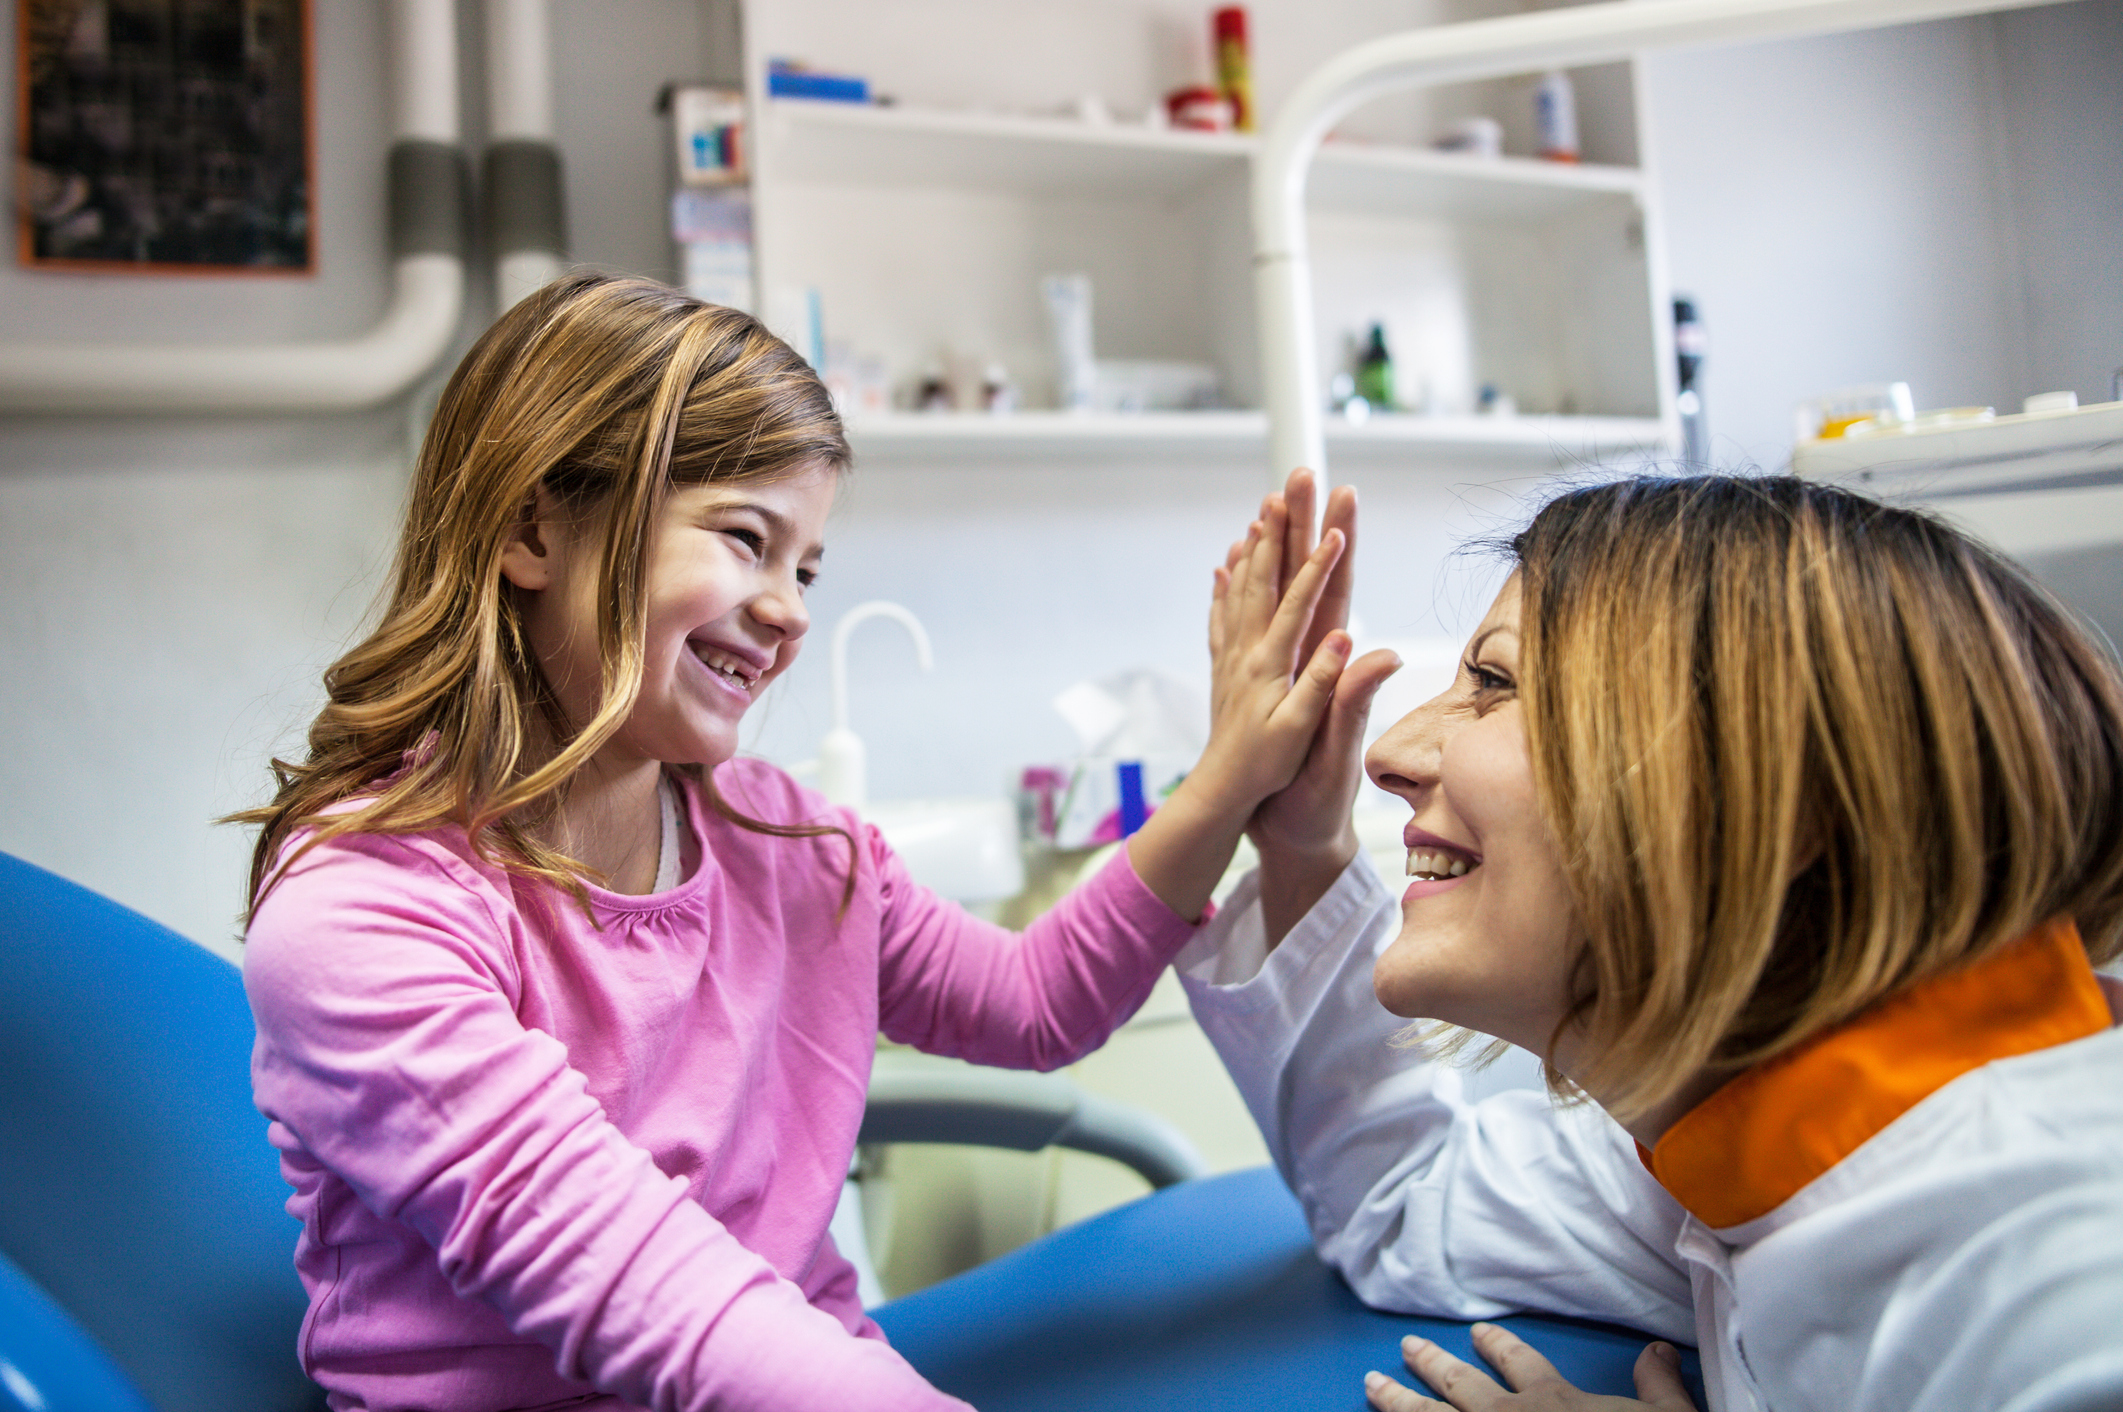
1228, 470, 1400, 946
1367, 1325, 1697, 1412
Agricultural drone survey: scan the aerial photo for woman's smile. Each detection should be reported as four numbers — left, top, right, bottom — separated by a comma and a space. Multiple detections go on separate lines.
1403, 826, 1480, 897
1363, 575, 1580, 1055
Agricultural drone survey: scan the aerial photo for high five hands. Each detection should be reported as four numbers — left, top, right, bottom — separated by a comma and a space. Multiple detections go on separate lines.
1211, 469, 1403, 945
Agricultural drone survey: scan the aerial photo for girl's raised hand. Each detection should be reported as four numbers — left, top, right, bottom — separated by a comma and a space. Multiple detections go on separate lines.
1202, 492, 1353, 814
1124, 491, 1350, 924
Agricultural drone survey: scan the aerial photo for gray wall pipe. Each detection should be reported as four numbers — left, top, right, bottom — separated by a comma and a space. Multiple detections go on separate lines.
485, 0, 567, 311
0, 0, 467, 415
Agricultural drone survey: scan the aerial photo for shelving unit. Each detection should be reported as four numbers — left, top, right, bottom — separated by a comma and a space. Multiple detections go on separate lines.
839, 408, 1667, 463
737, 0, 1677, 470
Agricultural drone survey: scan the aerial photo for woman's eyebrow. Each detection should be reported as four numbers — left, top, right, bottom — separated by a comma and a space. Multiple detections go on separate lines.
1467, 625, 1517, 657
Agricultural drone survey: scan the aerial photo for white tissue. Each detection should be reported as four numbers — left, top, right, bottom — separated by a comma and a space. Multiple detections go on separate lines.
1047, 670, 1206, 847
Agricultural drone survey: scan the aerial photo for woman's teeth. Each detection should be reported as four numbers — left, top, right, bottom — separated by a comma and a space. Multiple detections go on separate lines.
1405, 849, 1472, 881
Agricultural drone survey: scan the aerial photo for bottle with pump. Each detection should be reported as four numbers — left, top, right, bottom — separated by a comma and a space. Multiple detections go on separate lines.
1354, 323, 1395, 412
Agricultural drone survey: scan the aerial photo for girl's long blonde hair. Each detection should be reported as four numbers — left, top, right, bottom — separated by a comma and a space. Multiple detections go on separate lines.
1514, 475, 2123, 1121
235, 272, 852, 917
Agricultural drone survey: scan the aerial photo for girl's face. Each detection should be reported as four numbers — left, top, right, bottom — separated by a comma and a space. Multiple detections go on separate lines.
1363, 576, 1581, 1060
510, 464, 837, 771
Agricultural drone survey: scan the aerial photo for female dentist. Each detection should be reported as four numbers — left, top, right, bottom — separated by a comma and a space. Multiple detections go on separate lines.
1184, 472, 2123, 1412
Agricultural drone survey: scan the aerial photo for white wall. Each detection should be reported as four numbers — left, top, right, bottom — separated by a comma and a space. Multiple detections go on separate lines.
3, 0, 2118, 955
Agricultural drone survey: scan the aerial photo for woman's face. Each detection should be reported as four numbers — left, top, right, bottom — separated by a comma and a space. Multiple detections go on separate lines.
1363, 575, 1581, 1058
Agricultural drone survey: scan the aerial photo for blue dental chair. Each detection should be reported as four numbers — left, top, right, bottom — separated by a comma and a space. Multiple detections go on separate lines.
0, 851, 1699, 1412
0, 851, 1202, 1412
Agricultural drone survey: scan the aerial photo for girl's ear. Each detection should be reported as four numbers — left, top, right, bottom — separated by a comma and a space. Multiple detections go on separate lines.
499, 491, 561, 591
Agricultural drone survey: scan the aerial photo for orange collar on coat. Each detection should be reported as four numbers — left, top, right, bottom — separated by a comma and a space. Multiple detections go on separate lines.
1644, 919, 2112, 1229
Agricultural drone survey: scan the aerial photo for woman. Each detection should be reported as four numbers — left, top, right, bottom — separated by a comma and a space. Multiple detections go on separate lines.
1187, 474, 2123, 1412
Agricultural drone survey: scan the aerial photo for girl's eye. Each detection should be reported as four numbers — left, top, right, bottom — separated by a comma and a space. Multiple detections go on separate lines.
796, 568, 818, 591
721, 527, 765, 557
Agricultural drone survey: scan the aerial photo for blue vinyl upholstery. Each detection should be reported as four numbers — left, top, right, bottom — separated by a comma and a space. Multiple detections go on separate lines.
0, 853, 319, 1412
875, 1165, 1706, 1410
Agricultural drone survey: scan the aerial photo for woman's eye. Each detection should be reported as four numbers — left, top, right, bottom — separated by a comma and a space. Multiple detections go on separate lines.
1465, 660, 1515, 696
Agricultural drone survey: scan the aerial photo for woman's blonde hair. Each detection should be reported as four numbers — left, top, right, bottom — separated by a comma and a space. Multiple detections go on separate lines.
1514, 474, 2123, 1121
235, 272, 852, 917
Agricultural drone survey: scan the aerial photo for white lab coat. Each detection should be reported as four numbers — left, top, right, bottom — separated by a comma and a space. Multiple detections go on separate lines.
1176, 856, 2123, 1412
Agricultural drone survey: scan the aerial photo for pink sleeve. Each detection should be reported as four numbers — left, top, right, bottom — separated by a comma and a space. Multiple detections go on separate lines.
873, 836, 1202, 1069
244, 838, 966, 1412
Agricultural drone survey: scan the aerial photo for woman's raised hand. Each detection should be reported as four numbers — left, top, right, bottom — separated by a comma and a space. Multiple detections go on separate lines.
1366, 1326, 1698, 1412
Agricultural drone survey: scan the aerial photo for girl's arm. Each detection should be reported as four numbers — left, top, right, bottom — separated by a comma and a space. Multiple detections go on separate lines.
1176, 853, 1699, 1341
246, 838, 966, 1412
869, 494, 1371, 1069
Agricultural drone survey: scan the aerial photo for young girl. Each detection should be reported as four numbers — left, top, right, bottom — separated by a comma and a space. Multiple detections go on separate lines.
1188, 474, 2123, 1412
237, 272, 1354, 1412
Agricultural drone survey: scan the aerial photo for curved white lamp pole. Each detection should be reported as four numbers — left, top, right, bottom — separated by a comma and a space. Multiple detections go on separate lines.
1255, 0, 2056, 488
0, 0, 468, 415
819, 602, 935, 810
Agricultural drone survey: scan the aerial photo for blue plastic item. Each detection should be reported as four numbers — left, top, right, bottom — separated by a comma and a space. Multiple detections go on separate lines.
875, 1166, 1706, 1410
766, 68, 870, 103
0, 1249, 158, 1412
0, 852, 320, 1412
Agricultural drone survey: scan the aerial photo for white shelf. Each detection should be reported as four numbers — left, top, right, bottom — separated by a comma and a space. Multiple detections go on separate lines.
763, 100, 1248, 200
763, 98, 1646, 219
1309, 143, 1645, 221
842, 409, 1670, 463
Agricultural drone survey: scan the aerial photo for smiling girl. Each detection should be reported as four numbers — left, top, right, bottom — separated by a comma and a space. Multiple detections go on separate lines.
235, 273, 1353, 1412
1184, 475, 2123, 1412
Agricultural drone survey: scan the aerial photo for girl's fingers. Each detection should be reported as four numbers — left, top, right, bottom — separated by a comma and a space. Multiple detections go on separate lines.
1208, 566, 1231, 657
1633, 1342, 1700, 1411
1469, 1322, 1566, 1395
1280, 468, 1318, 597
1239, 500, 1290, 640
1259, 527, 1346, 667
1365, 1371, 1448, 1412
1272, 631, 1351, 737
1399, 1335, 1504, 1409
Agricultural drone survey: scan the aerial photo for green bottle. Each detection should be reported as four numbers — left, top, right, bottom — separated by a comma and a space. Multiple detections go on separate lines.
1355, 323, 1394, 411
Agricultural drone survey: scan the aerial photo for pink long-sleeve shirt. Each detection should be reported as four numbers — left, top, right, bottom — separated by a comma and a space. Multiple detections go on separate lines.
243, 759, 1198, 1412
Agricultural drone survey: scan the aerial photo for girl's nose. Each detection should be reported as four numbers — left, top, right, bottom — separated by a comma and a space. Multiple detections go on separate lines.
751, 574, 811, 640
1366, 695, 1448, 798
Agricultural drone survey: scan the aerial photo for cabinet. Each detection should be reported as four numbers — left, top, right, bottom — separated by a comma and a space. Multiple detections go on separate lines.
731, 0, 1676, 470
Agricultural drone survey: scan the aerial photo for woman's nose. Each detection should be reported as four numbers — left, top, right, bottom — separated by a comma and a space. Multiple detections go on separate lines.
1366, 695, 1448, 797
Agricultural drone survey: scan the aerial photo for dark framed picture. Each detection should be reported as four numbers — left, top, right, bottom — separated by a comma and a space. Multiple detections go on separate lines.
17, 0, 313, 272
